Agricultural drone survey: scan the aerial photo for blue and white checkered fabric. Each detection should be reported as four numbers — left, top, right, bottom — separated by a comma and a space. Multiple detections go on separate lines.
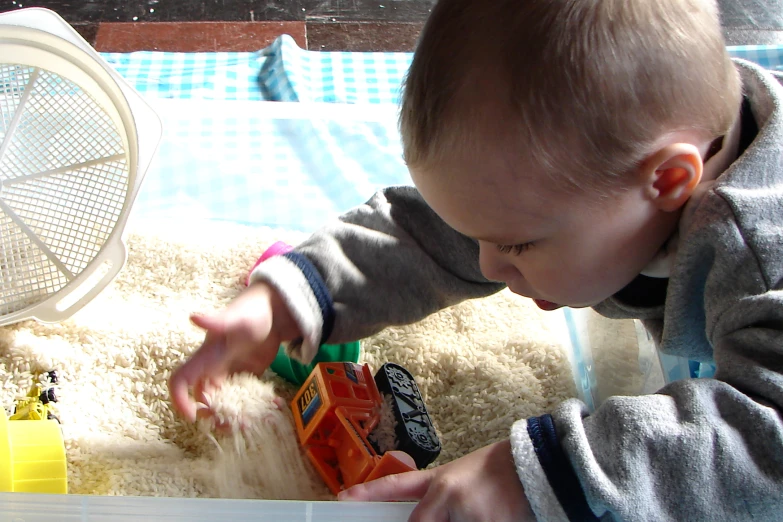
102, 37, 783, 105
101, 35, 413, 104
728, 45, 783, 70
256, 35, 412, 104
133, 101, 411, 232
101, 51, 269, 100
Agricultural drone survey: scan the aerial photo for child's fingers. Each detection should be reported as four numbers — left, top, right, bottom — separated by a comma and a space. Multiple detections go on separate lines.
168, 344, 229, 422
407, 491, 450, 522
168, 370, 199, 422
190, 312, 227, 333
338, 469, 433, 502
193, 376, 225, 406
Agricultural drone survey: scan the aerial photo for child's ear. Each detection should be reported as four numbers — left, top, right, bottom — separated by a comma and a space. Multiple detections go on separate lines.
643, 143, 703, 212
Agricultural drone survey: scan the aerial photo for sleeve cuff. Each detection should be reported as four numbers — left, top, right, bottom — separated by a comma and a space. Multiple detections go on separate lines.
511, 418, 571, 522
248, 252, 335, 364
511, 415, 598, 522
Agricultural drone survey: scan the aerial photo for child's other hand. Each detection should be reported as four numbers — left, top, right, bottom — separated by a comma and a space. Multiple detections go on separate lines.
168, 282, 300, 423
338, 440, 535, 522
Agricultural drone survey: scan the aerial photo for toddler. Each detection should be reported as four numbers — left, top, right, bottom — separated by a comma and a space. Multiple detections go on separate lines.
170, 0, 783, 519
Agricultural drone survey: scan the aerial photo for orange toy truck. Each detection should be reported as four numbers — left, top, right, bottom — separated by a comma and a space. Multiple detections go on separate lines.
291, 362, 440, 494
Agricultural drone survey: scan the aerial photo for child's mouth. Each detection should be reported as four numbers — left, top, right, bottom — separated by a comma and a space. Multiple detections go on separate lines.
533, 299, 562, 311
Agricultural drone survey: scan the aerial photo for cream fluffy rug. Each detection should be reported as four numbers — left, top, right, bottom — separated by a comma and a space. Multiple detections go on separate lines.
0, 219, 581, 499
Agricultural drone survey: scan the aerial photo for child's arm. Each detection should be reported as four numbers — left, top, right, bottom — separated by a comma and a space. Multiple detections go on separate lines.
250, 185, 506, 364
171, 185, 502, 423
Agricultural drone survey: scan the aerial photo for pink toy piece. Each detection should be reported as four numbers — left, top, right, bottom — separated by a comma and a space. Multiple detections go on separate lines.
245, 241, 294, 286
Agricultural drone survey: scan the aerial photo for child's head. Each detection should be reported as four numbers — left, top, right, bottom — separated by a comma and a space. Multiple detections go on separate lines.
400, 0, 742, 309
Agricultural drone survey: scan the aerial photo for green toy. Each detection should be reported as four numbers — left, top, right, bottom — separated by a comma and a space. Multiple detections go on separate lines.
270, 341, 362, 385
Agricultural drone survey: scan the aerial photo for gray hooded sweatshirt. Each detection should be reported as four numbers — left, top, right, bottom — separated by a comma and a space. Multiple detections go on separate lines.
251, 59, 783, 521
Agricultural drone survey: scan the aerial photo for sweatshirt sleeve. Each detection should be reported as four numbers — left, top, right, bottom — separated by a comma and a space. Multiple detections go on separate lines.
511, 187, 783, 521
249, 185, 505, 362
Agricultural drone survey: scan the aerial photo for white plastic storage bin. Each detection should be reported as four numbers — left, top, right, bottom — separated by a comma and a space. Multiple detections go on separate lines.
563, 307, 714, 412
0, 492, 416, 521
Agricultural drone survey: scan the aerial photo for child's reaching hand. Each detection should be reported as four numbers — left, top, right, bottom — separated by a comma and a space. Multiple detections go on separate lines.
338, 440, 535, 522
168, 282, 301, 423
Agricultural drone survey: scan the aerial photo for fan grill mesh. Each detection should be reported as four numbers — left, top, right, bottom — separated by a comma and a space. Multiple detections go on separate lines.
0, 62, 130, 317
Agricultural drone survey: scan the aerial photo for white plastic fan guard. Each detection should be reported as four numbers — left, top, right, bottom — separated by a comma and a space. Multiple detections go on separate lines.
0, 9, 162, 326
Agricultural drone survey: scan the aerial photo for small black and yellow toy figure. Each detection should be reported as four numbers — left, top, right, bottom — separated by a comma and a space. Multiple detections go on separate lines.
9, 370, 60, 422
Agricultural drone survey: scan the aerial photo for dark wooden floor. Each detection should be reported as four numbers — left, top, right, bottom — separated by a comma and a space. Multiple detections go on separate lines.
2, 0, 782, 51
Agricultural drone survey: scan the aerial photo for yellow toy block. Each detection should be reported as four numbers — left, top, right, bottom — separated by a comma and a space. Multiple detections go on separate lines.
1, 372, 67, 494
0, 412, 67, 494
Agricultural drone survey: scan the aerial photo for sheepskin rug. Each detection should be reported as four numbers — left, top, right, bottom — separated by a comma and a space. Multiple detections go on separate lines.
0, 219, 582, 499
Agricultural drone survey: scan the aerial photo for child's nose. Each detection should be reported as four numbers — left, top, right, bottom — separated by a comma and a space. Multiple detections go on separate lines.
477, 241, 516, 283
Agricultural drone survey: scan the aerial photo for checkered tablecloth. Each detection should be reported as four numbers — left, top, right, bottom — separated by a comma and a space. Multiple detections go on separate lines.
131, 100, 410, 232
102, 36, 783, 105
256, 35, 412, 104
101, 35, 413, 104
104, 38, 415, 232
728, 44, 783, 70
101, 51, 268, 100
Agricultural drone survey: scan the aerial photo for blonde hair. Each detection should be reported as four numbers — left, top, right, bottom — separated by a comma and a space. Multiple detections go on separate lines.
400, 0, 742, 192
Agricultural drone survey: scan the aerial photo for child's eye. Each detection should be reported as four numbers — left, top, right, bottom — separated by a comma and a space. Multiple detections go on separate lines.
496, 242, 533, 255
